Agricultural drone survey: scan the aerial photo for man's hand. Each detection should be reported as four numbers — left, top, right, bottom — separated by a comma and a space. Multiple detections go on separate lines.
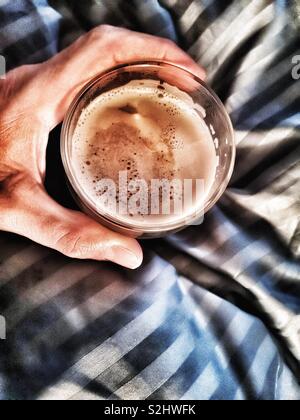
0, 25, 205, 269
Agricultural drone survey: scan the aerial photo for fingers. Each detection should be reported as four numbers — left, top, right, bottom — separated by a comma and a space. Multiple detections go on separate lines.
132, 32, 206, 80
1, 180, 143, 269
32, 25, 205, 129
105, 27, 206, 79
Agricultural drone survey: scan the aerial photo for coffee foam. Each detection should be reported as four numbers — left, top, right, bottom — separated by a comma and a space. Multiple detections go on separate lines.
72, 80, 218, 225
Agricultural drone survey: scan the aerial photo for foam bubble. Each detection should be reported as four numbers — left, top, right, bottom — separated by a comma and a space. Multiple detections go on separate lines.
72, 80, 218, 224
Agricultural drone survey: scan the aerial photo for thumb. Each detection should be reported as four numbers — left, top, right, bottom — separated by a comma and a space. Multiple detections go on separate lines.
3, 181, 143, 270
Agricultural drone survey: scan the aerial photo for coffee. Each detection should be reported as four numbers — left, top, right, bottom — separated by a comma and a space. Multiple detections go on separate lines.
71, 79, 218, 226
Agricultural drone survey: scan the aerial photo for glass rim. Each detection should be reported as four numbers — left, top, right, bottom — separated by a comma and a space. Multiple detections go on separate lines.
61, 60, 236, 234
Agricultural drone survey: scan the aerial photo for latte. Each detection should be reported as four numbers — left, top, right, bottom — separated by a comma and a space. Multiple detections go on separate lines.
71, 79, 218, 226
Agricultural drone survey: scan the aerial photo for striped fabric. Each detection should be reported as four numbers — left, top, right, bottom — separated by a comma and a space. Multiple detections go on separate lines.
0, 0, 299, 400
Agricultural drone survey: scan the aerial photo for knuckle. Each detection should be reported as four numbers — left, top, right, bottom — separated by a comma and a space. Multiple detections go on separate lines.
55, 222, 110, 260
86, 27, 102, 42
86, 25, 115, 42
97, 24, 115, 34
55, 229, 94, 259
55, 229, 82, 258
163, 38, 177, 49
77, 28, 101, 47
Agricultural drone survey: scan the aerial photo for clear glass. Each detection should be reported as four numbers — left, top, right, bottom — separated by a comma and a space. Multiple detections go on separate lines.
61, 61, 235, 238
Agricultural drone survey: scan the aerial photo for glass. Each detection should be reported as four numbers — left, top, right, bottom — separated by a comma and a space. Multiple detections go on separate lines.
61, 61, 235, 238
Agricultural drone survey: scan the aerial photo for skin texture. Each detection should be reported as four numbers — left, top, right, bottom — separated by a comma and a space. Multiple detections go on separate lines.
0, 25, 205, 269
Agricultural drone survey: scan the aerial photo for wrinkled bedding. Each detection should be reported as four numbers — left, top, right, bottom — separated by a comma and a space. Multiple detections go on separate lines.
0, 0, 299, 400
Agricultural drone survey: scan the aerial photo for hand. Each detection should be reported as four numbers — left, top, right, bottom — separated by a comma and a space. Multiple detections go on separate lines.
0, 25, 205, 269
